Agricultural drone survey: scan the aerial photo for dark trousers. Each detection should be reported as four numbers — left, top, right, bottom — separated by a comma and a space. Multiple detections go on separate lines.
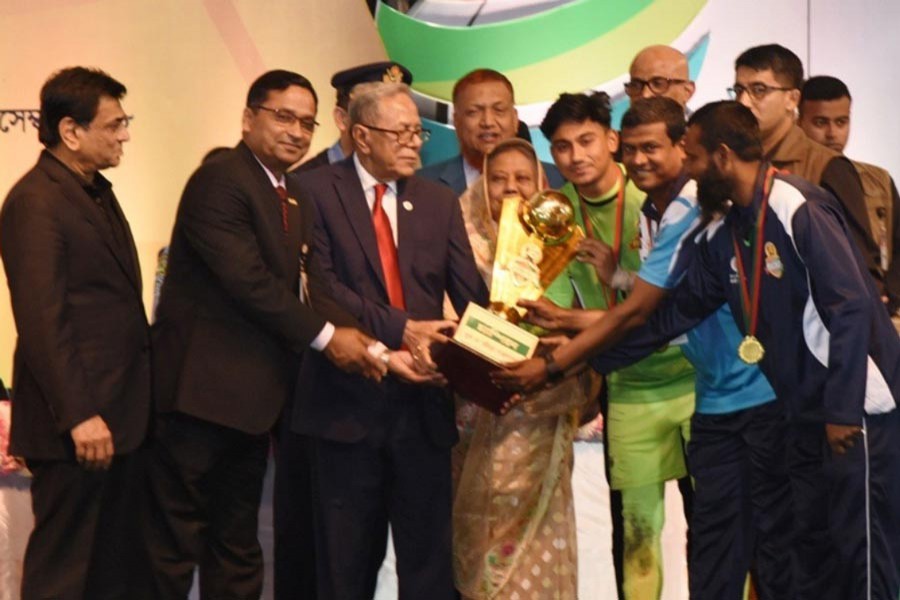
598, 383, 693, 600
309, 397, 454, 600
272, 403, 318, 600
687, 400, 793, 600
790, 411, 900, 600
145, 412, 269, 600
22, 453, 149, 600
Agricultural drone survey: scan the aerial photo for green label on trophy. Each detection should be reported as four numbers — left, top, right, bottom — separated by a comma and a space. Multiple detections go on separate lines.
454, 304, 538, 364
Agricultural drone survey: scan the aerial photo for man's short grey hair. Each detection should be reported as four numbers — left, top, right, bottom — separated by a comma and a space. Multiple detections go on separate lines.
348, 82, 411, 127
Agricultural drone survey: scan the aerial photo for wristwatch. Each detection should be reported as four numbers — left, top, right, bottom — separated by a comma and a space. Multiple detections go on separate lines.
544, 354, 565, 383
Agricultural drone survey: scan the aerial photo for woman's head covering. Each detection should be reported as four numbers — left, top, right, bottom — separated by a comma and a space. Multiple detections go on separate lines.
461, 138, 548, 251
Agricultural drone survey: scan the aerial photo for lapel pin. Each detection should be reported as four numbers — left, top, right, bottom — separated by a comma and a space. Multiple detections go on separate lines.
403, 200, 413, 212
287, 197, 298, 206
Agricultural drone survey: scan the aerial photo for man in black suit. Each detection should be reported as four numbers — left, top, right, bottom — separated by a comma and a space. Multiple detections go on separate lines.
148, 70, 387, 599
0, 67, 150, 599
293, 81, 488, 599
418, 68, 564, 193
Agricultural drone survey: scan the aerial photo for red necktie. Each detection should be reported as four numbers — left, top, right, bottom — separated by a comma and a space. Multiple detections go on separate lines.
275, 185, 289, 233
372, 183, 405, 309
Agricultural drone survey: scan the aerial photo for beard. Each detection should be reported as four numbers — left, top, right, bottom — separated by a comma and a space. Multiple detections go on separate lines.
696, 162, 733, 218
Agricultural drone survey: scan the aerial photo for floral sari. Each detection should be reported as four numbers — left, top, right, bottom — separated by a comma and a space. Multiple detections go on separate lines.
450, 139, 598, 600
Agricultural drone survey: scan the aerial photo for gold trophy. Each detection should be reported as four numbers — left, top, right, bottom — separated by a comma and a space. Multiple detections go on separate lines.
436, 191, 585, 412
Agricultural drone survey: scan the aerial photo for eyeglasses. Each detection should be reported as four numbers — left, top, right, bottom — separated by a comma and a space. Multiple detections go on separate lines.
82, 115, 133, 134
727, 83, 793, 102
252, 105, 319, 133
358, 123, 431, 144
624, 77, 688, 97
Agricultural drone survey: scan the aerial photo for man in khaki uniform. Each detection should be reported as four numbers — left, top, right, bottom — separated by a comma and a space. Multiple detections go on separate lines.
730, 45, 894, 307
799, 75, 900, 327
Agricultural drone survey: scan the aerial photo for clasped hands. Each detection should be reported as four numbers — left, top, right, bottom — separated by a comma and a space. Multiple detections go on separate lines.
323, 320, 456, 386
391, 319, 457, 386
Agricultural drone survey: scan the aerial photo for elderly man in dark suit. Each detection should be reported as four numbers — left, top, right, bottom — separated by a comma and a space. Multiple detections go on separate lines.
147, 70, 387, 599
293, 81, 488, 600
0, 67, 150, 599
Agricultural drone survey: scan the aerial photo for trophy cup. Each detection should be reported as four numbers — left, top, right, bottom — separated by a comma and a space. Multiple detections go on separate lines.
436, 190, 585, 413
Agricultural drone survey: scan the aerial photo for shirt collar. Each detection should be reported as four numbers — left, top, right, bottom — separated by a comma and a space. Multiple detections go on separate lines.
44, 150, 112, 197
640, 170, 691, 221
326, 140, 346, 164
353, 153, 397, 196
463, 159, 481, 188
251, 153, 286, 188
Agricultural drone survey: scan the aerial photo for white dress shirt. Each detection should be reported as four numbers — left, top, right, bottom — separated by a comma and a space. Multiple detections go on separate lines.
354, 153, 399, 246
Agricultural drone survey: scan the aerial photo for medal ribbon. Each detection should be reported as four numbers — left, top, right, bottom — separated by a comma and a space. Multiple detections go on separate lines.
731, 166, 777, 337
579, 168, 625, 308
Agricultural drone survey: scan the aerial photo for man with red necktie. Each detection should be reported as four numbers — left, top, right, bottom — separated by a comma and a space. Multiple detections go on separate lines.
292, 80, 488, 600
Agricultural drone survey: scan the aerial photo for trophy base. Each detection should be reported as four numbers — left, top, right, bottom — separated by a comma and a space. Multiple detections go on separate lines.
434, 340, 511, 414
435, 303, 539, 415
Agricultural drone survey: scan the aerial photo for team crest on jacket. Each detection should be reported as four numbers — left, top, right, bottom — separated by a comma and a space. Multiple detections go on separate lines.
764, 242, 784, 279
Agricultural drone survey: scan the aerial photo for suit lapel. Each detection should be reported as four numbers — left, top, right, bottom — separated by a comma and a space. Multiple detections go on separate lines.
332, 162, 388, 295
237, 143, 295, 278
396, 177, 415, 293
39, 153, 142, 293
442, 157, 468, 195
106, 193, 142, 293
283, 188, 303, 279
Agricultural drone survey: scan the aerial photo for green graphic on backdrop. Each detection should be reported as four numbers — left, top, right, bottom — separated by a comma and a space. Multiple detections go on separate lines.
376, 0, 707, 104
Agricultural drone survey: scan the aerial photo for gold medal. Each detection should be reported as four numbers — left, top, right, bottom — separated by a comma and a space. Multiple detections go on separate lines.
737, 335, 765, 364
732, 166, 780, 367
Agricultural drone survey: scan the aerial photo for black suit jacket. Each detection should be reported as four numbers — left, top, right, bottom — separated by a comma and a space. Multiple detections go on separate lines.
293, 147, 331, 175
0, 151, 151, 460
290, 158, 488, 447
153, 142, 336, 434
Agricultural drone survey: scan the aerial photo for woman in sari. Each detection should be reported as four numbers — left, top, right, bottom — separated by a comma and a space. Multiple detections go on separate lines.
451, 138, 597, 600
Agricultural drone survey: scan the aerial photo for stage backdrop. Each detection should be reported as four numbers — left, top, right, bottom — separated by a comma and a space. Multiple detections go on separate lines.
1, 0, 898, 383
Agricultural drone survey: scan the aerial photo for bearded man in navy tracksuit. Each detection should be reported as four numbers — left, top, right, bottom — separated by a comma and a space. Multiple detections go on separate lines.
567, 101, 900, 600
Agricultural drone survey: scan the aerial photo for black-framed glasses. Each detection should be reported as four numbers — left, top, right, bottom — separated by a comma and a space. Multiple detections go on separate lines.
624, 77, 688, 97
252, 105, 319, 133
727, 83, 793, 102
358, 122, 431, 144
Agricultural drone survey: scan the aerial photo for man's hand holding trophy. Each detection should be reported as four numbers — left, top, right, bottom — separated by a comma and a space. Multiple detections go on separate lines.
434, 190, 584, 413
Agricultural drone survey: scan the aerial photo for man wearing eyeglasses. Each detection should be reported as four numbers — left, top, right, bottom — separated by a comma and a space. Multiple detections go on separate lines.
147, 70, 389, 599
728, 44, 886, 303
1, 66, 151, 599
624, 45, 696, 109
292, 81, 488, 599
296, 62, 413, 174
